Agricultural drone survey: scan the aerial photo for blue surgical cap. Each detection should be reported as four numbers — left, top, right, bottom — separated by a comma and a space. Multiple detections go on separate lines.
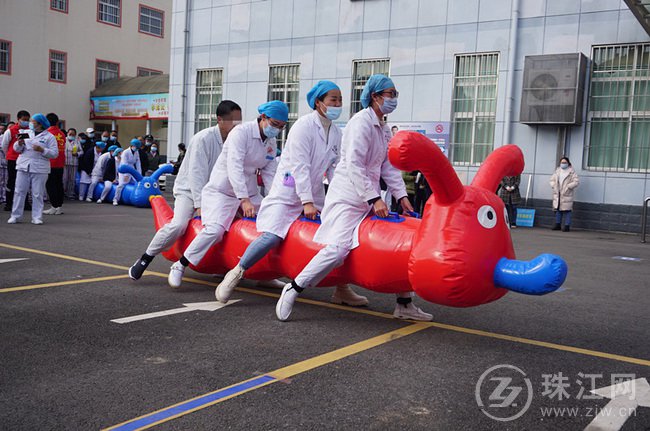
114, 148, 124, 157
360, 74, 395, 108
107, 145, 118, 153
32, 113, 51, 129
130, 138, 142, 148
96, 141, 107, 149
258, 100, 289, 122
306, 80, 340, 109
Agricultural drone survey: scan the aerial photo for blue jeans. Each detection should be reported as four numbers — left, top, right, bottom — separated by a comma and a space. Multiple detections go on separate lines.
555, 210, 572, 226
240, 232, 283, 270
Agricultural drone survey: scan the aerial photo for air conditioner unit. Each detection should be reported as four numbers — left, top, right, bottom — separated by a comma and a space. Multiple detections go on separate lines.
520, 53, 588, 125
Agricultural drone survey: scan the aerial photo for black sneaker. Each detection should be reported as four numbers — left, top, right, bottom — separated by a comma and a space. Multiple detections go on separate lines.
129, 258, 150, 280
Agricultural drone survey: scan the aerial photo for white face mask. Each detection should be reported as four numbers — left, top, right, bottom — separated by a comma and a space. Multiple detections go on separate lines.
560, 163, 569, 170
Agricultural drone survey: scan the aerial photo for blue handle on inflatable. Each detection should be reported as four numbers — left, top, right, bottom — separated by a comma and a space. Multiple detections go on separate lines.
406, 211, 420, 219
371, 211, 405, 223
300, 214, 321, 224
193, 216, 201, 220
242, 216, 257, 222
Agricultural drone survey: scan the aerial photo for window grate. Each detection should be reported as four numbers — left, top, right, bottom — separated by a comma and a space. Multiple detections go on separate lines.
50, 51, 66, 82
195, 69, 224, 133
0, 41, 10, 74
96, 60, 119, 87
98, 0, 120, 25
139, 6, 163, 37
51, 0, 68, 12
450, 52, 499, 166
350, 59, 390, 116
584, 43, 650, 172
267, 64, 300, 148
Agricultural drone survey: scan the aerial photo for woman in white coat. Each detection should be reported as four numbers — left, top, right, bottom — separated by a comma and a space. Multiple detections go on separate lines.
550, 156, 579, 232
7, 114, 58, 225
114, 139, 142, 205
167, 101, 288, 288
216, 81, 368, 307
275, 74, 433, 322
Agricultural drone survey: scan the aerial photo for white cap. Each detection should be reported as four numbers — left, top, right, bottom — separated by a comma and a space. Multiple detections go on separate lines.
86, 127, 94, 134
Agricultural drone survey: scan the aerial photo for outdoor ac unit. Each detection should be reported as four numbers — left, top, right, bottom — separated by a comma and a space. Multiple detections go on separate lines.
520, 53, 587, 125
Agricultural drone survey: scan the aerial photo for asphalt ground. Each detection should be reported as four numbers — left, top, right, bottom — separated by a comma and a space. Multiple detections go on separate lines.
0, 195, 649, 430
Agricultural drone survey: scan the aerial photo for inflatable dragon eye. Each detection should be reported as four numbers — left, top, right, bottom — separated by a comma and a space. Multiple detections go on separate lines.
477, 205, 497, 229
503, 207, 510, 229
153, 182, 159, 189
144, 182, 151, 189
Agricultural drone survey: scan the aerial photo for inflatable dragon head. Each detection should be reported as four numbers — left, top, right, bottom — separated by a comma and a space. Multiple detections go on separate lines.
389, 131, 567, 307
116, 163, 174, 207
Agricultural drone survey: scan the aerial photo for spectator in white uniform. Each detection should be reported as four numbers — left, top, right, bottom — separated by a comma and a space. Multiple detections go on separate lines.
114, 139, 142, 206
275, 75, 433, 322
87, 145, 118, 202
7, 114, 58, 225
216, 81, 368, 307
167, 101, 288, 288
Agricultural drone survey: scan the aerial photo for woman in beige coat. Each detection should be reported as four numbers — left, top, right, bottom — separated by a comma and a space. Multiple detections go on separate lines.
550, 156, 579, 231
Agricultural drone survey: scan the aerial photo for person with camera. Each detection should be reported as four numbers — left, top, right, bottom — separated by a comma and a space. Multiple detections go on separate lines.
7, 114, 58, 225
1, 110, 31, 212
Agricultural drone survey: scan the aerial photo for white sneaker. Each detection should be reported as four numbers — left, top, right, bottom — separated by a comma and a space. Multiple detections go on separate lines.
53, 207, 63, 215
42, 207, 56, 215
7, 217, 18, 224
86, 197, 93, 203
215, 264, 245, 303
393, 302, 433, 321
31, 219, 43, 225
168, 261, 186, 288
255, 279, 286, 289
331, 285, 369, 306
276, 283, 300, 321
96, 199, 103, 204
112, 200, 118, 206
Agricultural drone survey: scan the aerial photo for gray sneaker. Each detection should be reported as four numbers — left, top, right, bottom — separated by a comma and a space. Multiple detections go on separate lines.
215, 264, 245, 303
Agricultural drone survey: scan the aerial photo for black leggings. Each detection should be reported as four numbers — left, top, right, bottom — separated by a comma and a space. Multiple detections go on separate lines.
46, 168, 65, 208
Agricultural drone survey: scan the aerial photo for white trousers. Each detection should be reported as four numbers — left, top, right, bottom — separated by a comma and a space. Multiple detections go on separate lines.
295, 245, 351, 289
183, 222, 226, 266
99, 181, 114, 201
87, 175, 102, 200
146, 194, 195, 256
12, 170, 48, 221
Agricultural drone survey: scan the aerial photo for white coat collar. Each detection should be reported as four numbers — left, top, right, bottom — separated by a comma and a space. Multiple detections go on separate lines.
310, 111, 328, 142
363, 107, 383, 128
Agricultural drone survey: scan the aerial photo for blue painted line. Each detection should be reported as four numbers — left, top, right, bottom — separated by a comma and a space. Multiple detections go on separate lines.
110, 375, 276, 431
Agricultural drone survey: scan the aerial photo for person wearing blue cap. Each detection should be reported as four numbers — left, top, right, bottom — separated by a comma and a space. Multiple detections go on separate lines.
276, 74, 433, 322
114, 138, 143, 205
7, 114, 59, 225
86, 144, 118, 202
97, 148, 124, 204
216, 82, 368, 307
167, 100, 287, 288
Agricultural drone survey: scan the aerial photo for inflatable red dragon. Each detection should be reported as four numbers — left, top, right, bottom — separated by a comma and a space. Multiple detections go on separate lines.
150, 131, 567, 307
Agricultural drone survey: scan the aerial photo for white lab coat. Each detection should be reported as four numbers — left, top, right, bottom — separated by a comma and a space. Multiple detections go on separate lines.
173, 125, 224, 208
200, 120, 278, 230
256, 111, 341, 238
312, 107, 407, 249
118, 147, 142, 185
14, 130, 59, 174
91, 152, 112, 180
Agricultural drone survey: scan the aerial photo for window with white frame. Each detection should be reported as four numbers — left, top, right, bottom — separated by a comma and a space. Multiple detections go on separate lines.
0, 40, 11, 74
268, 64, 300, 147
51, 0, 68, 13
96, 60, 119, 87
98, 0, 120, 26
49, 51, 66, 83
585, 44, 650, 172
139, 5, 164, 37
350, 59, 390, 116
194, 69, 224, 133
137, 67, 162, 77
450, 53, 499, 165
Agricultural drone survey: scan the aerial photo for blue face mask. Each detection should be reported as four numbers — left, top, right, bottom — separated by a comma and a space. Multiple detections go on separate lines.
80, 139, 87, 144
263, 124, 281, 139
28, 123, 36, 131
110, 136, 117, 141
380, 97, 398, 114
67, 136, 75, 141
560, 163, 569, 169
324, 106, 342, 121
20, 120, 30, 128
101, 136, 109, 142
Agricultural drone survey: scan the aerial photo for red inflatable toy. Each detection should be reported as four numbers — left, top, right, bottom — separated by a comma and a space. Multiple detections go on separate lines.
151, 131, 567, 307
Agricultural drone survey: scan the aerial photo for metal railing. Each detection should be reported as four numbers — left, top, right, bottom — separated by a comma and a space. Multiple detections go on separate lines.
642, 197, 650, 243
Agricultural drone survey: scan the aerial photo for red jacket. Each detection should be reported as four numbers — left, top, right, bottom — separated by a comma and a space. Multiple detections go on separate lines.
48, 126, 67, 168
5, 123, 22, 161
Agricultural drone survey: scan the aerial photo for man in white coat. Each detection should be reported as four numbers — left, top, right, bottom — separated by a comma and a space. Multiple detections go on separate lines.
167, 101, 288, 288
87, 145, 118, 202
7, 114, 59, 225
129, 100, 242, 280
216, 81, 368, 307
114, 139, 143, 205
275, 75, 433, 322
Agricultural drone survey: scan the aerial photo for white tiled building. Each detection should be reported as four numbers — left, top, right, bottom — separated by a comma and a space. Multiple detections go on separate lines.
168, 0, 650, 231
